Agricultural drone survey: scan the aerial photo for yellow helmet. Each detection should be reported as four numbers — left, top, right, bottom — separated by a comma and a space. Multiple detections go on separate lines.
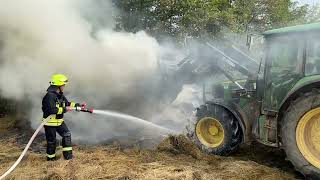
50, 74, 68, 86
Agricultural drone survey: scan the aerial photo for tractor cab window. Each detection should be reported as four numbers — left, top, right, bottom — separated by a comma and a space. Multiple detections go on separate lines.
268, 36, 304, 79
305, 35, 320, 76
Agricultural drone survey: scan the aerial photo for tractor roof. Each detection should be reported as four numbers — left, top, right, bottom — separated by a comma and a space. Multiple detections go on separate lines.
263, 23, 320, 36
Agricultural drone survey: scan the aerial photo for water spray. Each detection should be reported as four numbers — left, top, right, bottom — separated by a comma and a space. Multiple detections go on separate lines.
75, 103, 173, 133
93, 110, 174, 133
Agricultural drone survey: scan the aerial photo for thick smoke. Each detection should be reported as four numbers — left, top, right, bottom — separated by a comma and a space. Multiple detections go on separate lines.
0, 0, 199, 144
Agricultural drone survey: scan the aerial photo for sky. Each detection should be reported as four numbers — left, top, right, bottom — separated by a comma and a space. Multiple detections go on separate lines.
297, 0, 319, 6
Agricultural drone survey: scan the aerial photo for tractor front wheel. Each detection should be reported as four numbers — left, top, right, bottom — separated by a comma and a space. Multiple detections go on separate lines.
187, 102, 242, 155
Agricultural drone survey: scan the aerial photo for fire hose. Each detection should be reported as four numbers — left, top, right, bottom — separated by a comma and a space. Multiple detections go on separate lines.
0, 107, 93, 180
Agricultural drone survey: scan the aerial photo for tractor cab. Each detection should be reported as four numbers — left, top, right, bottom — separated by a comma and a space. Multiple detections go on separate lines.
262, 28, 318, 110
255, 24, 320, 144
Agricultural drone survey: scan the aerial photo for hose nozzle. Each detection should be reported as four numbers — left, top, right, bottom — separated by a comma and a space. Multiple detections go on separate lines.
80, 108, 93, 113
75, 106, 94, 113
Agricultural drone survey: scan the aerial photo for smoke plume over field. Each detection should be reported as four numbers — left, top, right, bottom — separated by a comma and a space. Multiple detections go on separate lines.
0, 0, 200, 144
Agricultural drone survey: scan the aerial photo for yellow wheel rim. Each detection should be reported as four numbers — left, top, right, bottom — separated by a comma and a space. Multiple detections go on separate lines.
296, 107, 320, 169
196, 117, 225, 148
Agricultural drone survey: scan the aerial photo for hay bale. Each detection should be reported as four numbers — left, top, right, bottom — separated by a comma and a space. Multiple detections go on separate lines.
137, 150, 157, 163
43, 172, 64, 180
117, 175, 131, 180
192, 171, 202, 180
157, 135, 203, 159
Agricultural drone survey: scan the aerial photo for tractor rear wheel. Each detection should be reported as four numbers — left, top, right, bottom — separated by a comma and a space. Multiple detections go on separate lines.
281, 90, 320, 179
187, 102, 242, 155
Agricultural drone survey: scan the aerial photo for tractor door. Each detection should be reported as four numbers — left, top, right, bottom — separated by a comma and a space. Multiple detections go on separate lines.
263, 35, 305, 112
257, 34, 305, 145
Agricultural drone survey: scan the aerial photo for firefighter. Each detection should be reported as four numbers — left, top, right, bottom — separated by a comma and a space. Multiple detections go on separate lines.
42, 74, 84, 161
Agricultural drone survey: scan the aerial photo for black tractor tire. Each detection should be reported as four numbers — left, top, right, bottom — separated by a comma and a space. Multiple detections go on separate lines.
187, 102, 242, 156
281, 90, 320, 179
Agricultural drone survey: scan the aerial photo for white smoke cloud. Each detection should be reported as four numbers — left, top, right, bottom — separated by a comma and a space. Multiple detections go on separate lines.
0, 0, 159, 98
0, 0, 175, 142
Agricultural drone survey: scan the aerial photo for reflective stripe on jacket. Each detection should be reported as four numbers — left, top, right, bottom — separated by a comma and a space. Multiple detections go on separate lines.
42, 85, 78, 126
42, 115, 64, 126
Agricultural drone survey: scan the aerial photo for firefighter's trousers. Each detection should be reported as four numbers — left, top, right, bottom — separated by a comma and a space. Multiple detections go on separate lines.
44, 122, 73, 160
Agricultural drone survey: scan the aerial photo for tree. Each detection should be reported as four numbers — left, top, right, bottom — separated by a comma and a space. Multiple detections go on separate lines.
306, 4, 320, 23
114, 0, 237, 40
113, 0, 156, 32
113, 0, 311, 40
233, 0, 309, 32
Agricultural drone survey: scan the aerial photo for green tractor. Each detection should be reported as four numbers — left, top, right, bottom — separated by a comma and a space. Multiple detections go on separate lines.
187, 23, 320, 178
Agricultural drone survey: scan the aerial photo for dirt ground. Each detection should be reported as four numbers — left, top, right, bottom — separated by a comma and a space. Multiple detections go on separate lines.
0, 116, 303, 180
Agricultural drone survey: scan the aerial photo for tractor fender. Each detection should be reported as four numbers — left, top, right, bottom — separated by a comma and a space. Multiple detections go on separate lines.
278, 78, 320, 121
206, 100, 246, 142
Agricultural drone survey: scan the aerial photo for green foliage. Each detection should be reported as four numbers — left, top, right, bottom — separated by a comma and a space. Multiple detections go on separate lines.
113, 0, 314, 40
114, 0, 236, 39
306, 4, 320, 23
233, 0, 309, 32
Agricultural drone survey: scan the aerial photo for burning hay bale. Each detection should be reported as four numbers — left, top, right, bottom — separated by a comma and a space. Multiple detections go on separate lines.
157, 135, 204, 159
